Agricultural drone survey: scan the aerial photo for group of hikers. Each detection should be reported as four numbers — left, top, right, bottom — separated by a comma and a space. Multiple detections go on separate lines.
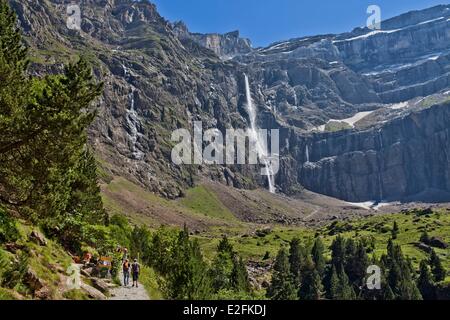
120, 248, 140, 288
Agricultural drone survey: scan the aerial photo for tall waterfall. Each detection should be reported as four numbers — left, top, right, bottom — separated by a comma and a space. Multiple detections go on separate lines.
126, 89, 144, 160
378, 129, 383, 149
122, 63, 129, 77
244, 74, 276, 193
377, 130, 384, 201
305, 144, 310, 163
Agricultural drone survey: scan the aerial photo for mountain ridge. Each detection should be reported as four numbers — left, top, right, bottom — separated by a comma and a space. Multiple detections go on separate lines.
10, 0, 450, 204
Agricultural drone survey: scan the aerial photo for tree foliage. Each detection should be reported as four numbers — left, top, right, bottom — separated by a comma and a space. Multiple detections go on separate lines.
267, 248, 297, 300
0, 0, 105, 251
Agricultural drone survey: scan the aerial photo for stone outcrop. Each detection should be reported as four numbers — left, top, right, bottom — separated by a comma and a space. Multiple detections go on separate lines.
91, 278, 111, 296
24, 268, 51, 299
80, 282, 107, 300
429, 236, 449, 249
29, 230, 47, 246
173, 22, 253, 58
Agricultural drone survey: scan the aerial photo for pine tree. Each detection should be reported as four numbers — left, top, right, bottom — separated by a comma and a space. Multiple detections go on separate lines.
150, 227, 178, 275
302, 269, 324, 300
267, 248, 297, 300
417, 260, 436, 300
420, 230, 430, 244
1, 57, 102, 214
288, 238, 305, 287
398, 277, 422, 300
54, 148, 108, 249
68, 148, 107, 224
187, 239, 212, 299
209, 250, 233, 292
343, 238, 356, 283
328, 265, 340, 299
0, 0, 105, 251
391, 221, 399, 240
337, 267, 356, 300
167, 228, 211, 299
331, 235, 346, 271
385, 241, 422, 300
298, 254, 315, 298
0, 0, 31, 205
217, 235, 234, 254
311, 237, 325, 276
209, 236, 235, 292
430, 250, 446, 282
383, 285, 395, 300
328, 264, 356, 300
349, 242, 369, 288
0, 0, 27, 69
230, 256, 251, 293
130, 225, 152, 264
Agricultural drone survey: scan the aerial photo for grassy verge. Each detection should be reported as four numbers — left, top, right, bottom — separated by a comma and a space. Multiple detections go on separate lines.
140, 266, 163, 300
0, 287, 17, 300
63, 289, 90, 300
325, 121, 352, 132
1, 221, 88, 300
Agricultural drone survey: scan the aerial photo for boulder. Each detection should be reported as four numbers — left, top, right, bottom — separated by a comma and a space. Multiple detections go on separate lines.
80, 282, 106, 300
4, 242, 25, 253
24, 269, 45, 292
29, 230, 47, 246
416, 242, 433, 253
81, 267, 94, 277
429, 237, 449, 249
255, 228, 272, 238
34, 286, 51, 300
91, 278, 110, 295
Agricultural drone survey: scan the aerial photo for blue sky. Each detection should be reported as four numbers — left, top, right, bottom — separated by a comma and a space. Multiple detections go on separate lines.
150, 0, 448, 47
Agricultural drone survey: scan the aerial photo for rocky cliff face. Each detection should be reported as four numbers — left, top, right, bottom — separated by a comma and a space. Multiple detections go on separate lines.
11, 0, 261, 198
173, 22, 252, 59
11, 0, 450, 203
296, 102, 450, 202
334, 5, 450, 104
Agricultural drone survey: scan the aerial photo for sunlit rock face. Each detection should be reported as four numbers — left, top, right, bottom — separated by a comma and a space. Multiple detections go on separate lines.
173, 22, 252, 59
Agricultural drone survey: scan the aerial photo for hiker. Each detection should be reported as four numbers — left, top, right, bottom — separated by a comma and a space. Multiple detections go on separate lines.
122, 259, 130, 286
122, 248, 128, 263
131, 258, 140, 288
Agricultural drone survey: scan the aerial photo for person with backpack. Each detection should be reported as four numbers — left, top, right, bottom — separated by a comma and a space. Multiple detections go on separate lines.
122, 248, 128, 263
122, 259, 130, 287
131, 258, 140, 288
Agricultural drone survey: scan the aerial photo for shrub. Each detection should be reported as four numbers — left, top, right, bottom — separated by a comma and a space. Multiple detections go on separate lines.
212, 289, 258, 300
81, 224, 116, 255
2, 251, 28, 290
0, 208, 18, 243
